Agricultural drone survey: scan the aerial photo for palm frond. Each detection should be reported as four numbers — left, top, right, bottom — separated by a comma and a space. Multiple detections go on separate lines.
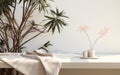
44, 8, 68, 34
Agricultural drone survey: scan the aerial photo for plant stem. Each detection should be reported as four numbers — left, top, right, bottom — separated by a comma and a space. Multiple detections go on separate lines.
84, 31, 92, 49
92, 36, 102, 49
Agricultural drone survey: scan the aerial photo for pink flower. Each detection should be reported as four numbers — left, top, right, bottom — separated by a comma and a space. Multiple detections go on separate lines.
79, 25, 88, 32
79, 25, 109, 50
99, 27, 109, 36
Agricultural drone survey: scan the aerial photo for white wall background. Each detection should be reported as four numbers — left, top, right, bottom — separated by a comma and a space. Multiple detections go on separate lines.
24, 0, 120, 54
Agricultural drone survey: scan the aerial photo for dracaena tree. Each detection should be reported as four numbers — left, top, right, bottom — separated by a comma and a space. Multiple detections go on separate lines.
0, 0, 68, 52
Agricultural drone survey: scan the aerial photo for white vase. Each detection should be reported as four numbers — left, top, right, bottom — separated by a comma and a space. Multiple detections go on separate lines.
88, 49, 95, 57
82, 51, 88, 58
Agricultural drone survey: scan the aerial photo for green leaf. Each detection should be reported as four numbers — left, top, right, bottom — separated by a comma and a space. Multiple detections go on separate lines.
40, 47, 49, 53
47, 20, 54, 32
52, 22, 56, 34
45, 16, 54, 19
44, 20, 52, 27
56, 8, 59, 15
56, 23, 61, 33
44, 9, 68, 34
59, 19, 67, 26
57, 20, 63, 28
50, 9, 56, 15
44, 41, 52, 47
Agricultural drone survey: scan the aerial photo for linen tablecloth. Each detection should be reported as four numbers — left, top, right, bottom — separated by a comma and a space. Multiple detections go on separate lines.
0, 54, 61, 75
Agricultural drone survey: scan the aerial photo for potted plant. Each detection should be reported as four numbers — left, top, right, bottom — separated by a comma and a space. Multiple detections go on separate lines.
0, 0, 68, 75
0, 0, 68, 53
79, 25, 109, 58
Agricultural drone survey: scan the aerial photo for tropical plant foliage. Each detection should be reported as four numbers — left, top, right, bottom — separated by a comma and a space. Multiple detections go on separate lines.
0, 0, 68, 52
38, 41, 52, 53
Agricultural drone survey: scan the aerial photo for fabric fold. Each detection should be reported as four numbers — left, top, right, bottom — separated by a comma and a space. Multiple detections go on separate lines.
26, 50, 53, 57
1, 53, 61, 75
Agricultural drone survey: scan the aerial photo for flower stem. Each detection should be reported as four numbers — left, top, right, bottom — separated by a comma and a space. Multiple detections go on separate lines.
84, 31, 92, 49
92, 36, 102, 49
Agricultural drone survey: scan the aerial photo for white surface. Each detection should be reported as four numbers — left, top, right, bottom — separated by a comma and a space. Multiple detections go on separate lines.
1, 53, 120, 69
55, 53, 120, 69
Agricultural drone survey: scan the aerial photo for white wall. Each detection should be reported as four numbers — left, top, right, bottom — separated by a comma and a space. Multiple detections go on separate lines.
25, 0, 120, 54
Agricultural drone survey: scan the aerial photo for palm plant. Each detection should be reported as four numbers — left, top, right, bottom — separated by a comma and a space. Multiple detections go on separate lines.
0, 0, 68, 52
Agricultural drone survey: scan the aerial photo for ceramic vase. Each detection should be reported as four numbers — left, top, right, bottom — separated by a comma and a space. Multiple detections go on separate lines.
88, 49, 95, 57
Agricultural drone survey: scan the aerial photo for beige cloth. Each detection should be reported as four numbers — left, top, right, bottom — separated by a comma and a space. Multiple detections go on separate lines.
26, 51, 53, 57
1, 54, 61, 75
